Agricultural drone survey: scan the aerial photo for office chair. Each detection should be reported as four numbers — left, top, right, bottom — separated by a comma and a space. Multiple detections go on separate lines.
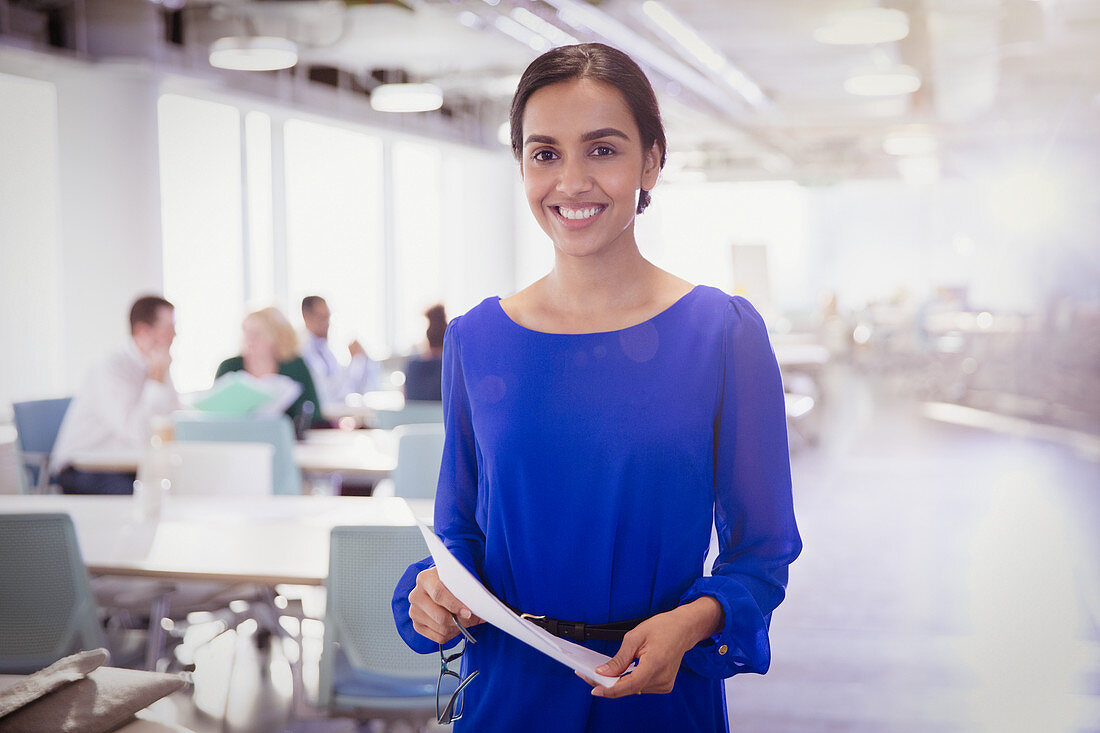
319, 525, 439, 726
12, 397, 72, 493
0, 513, 107, 673
173, 414, 302, 495
372, 423, 445, 500
372, 401, 443, 430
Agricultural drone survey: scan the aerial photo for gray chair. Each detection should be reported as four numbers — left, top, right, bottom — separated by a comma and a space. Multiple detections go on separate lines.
374, 423, 445, 500
173, 414, 302, 495
319, 525, 439, 725
0, 513, 106, 673
372, 401, 444, 430
12, 397, 72, 493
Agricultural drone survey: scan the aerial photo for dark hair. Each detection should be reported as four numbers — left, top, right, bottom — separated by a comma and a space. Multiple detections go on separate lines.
301, 295, 326, 316
509, 43, 667, 214
425, 303, 447, 349
129, 295, 173, 334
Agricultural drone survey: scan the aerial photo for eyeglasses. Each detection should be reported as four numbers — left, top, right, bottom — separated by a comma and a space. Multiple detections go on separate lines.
437, 614, 480, 724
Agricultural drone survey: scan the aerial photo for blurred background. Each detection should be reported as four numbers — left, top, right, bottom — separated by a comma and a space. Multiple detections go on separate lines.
1, 0, 1097, 731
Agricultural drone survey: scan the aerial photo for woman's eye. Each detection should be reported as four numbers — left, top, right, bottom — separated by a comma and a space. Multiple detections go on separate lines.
533, 149, 558, 162
592, 145, 615, 156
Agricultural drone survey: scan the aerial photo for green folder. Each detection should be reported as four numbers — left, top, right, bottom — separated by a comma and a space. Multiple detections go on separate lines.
193, 374, 273, 414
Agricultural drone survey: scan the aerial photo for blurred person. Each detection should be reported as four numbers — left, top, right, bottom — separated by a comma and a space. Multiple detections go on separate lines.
393, 44, 800, 731
52, 295, 179, 494
403, 303, 447, 402
300, 295, 378, 404
216, 306, 325, 429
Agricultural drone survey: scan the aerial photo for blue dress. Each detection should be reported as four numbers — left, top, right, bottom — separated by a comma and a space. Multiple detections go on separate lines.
392, 285, 802, 732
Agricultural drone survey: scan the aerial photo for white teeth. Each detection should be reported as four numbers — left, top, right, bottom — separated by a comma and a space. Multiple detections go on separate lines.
557, 206, 602, 220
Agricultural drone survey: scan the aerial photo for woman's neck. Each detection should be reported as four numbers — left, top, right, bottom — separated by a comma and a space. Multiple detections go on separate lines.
545, 239, 657, 316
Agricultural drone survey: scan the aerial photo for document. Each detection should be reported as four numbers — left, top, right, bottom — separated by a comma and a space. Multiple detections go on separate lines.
416, 519, 625, 688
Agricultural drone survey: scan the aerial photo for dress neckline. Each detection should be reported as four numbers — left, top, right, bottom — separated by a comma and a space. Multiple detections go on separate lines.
493, 284, 703, 336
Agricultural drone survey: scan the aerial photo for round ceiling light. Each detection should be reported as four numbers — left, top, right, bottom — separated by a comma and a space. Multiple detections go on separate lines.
370, 83, 444, 113
209, 37, 298, 71
844, 65, 921, 96
814, 8, 910, 45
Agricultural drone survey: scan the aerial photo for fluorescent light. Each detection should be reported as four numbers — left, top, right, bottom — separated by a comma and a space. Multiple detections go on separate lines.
209, 37, 298, 72
370, 83, 444, 113
510, 7, 578, 47
640, 0, 766, 107
883, 131, 937, 156
814, 8, 910, 45
844, 65, 921, 96
494, 15, 551, 52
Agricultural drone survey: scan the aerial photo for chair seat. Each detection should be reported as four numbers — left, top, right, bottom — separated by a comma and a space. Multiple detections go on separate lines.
331, 651, 436, 700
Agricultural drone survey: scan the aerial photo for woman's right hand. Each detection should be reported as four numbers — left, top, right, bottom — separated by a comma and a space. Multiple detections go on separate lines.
408, 567, 484, 643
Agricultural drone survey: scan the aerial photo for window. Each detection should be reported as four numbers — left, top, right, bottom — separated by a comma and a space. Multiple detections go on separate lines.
283, 119, 386, 356
158, 94, 245, 393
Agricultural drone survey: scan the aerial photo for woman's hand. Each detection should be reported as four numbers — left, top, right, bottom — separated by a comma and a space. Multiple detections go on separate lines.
408, 567, 484, 644
579, 597, 723, 697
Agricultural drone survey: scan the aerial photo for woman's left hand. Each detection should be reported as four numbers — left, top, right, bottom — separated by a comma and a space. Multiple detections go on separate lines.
577, 597, 723, 697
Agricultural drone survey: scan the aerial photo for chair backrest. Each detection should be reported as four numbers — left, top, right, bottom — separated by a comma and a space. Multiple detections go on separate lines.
372, 401, 444, 430
389, 424, 445, 500
145, 441, 274, 496
12, 397, 72, 489
0, 513, 106, 673
321, 525, 438, 704
173, 414, 302, 495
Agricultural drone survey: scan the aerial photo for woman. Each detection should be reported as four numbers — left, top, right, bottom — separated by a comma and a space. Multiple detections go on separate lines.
216, 306, 325, 429
392, 44, 801, 731
403, 303, 447, 402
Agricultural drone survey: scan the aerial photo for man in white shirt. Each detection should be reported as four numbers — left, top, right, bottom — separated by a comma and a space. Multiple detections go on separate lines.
300, 295, 378, 407
52, 295, 180, 494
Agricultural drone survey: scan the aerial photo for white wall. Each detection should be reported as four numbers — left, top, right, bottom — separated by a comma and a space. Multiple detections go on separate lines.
0, 71, 64, 410
1, 51, 164, 412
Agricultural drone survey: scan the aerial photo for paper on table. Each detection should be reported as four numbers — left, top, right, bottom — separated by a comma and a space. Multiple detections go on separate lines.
415, 519, 624, 689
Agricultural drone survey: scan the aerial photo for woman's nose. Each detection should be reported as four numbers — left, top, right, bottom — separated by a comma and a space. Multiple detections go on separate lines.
556, 156, 592, 196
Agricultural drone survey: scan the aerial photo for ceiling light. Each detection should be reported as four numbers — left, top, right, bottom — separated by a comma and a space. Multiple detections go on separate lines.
510, 7, 579, 47
497, 121, 511, 147
844, 65, 921, 96
370, 83, 444, 113
640, 0, 766, 107
209, 37, 298, 72
883, 131, 938, 156
494, 15, 551, 52
814, 9, 910, 45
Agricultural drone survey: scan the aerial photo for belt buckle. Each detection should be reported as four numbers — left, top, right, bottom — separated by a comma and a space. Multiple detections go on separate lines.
519, 613, 546, 622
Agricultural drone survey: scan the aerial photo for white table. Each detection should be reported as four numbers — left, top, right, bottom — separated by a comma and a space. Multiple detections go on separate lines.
70, 429, 398, 486
0, 494, 433, 585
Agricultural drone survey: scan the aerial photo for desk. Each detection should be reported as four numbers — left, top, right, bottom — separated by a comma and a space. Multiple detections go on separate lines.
0, 495, 433, 586
70, 429, 397, 485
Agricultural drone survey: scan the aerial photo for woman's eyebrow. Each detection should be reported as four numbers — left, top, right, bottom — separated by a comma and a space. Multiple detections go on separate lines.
523, 127, 631, 147
582, 127, 630, 142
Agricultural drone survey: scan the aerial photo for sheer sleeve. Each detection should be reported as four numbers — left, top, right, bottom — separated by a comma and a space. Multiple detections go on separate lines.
680, 296, 802, 678
393, 318, 484, 653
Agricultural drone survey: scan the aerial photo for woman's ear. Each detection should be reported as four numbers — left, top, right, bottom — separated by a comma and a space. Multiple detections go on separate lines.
641, 143, 661, 189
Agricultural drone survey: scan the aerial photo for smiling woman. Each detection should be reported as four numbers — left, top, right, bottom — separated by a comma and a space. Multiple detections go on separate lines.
392, 43, 801, 733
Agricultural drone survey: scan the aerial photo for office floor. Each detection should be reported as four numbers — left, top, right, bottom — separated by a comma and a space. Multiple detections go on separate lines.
148, 369, 1100, 733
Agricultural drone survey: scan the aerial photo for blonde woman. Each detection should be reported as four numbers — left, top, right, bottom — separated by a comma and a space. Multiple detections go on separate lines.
216, 306, 324, 428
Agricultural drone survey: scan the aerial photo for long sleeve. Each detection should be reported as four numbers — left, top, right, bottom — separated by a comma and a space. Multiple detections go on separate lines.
680, 296, 802, 679
51, 347, 178, 470
393, 319, 483, 653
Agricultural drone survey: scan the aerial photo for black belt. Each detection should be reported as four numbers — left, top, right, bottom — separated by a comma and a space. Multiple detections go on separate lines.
509, 605, 652, 642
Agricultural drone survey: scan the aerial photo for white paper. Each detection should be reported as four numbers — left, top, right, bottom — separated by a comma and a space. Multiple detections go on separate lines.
416, 519, 623, 688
